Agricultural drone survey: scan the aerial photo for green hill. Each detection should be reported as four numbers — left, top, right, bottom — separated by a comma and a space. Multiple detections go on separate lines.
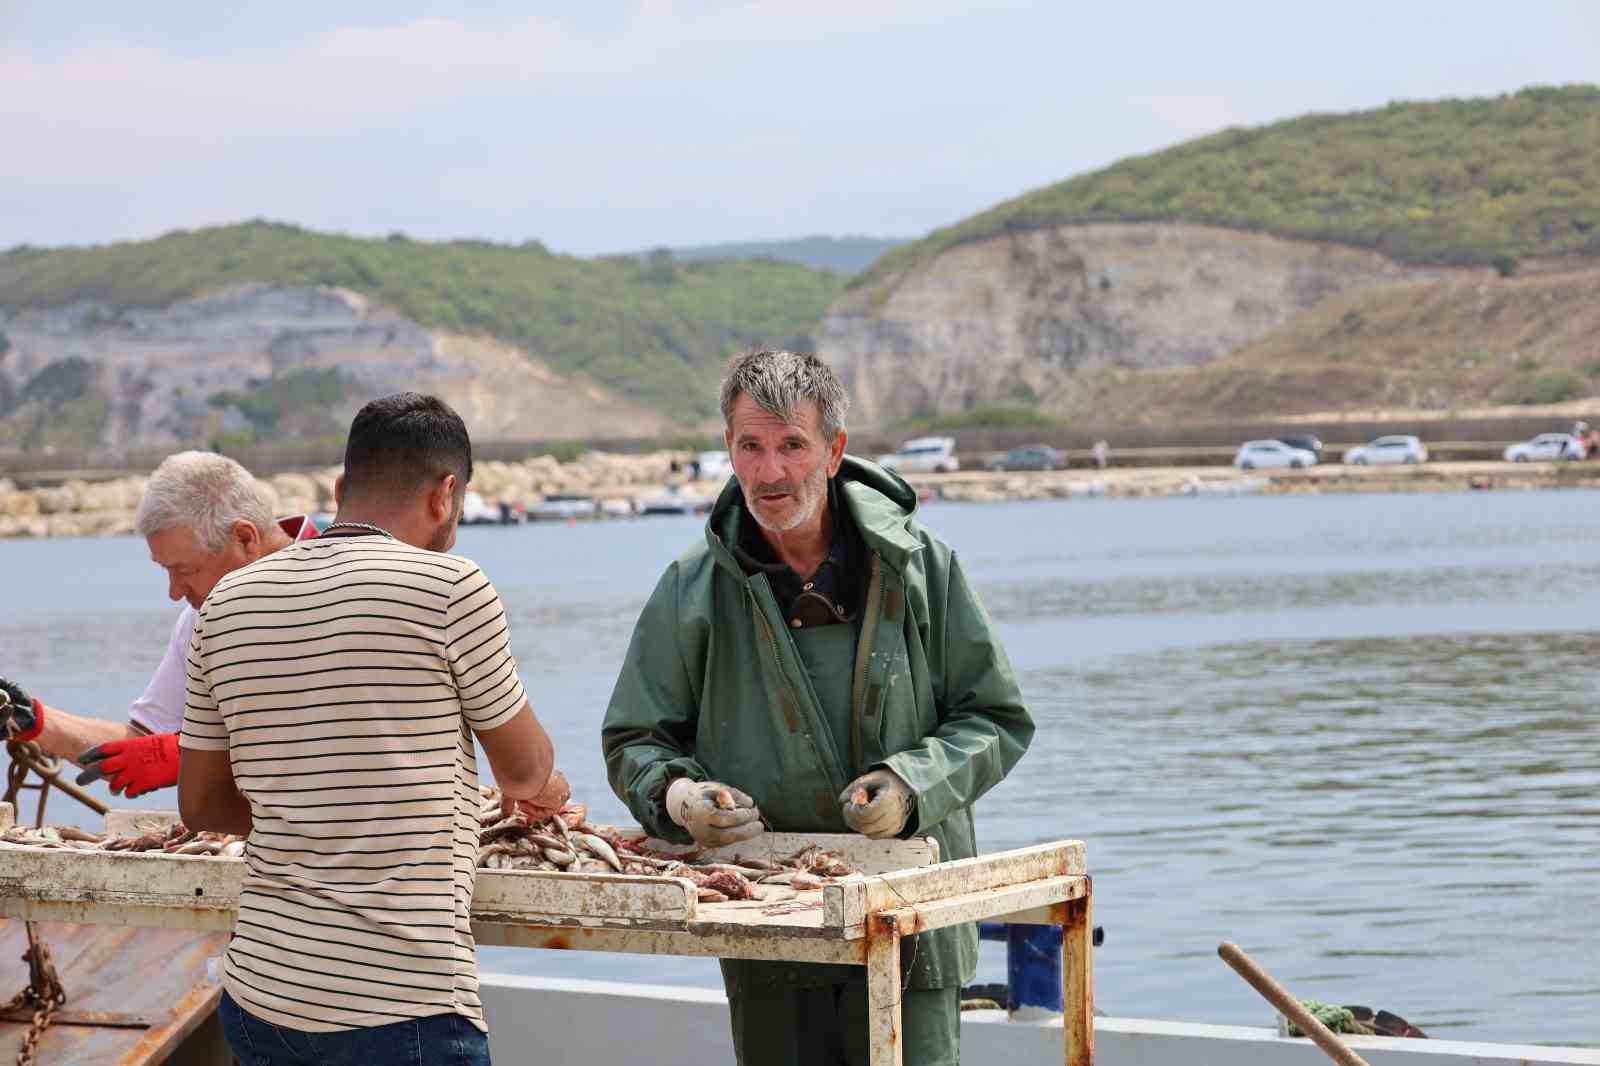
862, 85, 1600, 285
657, 235, 906, 274
0, 222, 846, 422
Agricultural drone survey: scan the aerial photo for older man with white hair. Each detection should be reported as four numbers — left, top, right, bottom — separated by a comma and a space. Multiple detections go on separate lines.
0, 451, 317, 797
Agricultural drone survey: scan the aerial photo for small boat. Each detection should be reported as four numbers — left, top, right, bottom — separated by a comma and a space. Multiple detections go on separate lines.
636, 488, 713, 516
525, 495, 599, 521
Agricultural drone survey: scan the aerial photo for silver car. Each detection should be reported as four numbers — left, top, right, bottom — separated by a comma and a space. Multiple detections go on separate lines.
1343, 435, 1428, 465
1504, 433, 1587, 462
986, 444, 1068, 472
1234, 439, 1317, 470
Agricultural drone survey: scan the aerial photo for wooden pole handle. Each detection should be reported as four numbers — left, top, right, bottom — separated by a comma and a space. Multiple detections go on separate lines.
1218, 942, 1371, 1066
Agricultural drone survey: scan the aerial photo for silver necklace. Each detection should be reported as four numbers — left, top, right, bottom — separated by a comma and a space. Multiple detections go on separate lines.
322, 521, 395, 539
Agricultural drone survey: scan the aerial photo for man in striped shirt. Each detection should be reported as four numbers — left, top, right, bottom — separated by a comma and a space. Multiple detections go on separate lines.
180, 393, 565, 1065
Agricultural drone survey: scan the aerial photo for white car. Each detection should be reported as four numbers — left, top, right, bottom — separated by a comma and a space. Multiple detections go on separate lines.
693, 451, 731, 481
1233, 439, 1317, 470
1343, 435, 1429, 465
1504, 433, 1587, 462
877, 436, 960, 474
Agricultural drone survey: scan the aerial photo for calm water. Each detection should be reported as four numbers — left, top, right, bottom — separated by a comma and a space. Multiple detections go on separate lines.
3, 489, 1598, 1045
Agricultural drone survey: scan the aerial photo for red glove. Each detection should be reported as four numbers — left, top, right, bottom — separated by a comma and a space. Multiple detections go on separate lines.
76, 733, 181, 797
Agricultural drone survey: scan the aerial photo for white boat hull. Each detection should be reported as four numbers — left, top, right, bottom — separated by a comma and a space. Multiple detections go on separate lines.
479, 974, 1600, 1066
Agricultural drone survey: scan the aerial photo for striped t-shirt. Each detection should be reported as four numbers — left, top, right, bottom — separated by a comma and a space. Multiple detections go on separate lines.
180, 533, 527, 1033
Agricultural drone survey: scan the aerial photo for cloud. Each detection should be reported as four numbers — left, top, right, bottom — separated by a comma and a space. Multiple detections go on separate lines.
1, 16, 568, 140
741, 0, 922, 19
0, 0, 943, 154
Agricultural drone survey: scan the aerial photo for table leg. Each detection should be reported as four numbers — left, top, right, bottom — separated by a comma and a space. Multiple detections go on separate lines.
1062, 876, 1094, 1065
867, 913, 904, 1066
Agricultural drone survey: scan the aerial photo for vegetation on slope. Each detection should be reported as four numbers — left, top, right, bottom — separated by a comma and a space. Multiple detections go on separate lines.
863, 85, 1600, 284
0, 355, 110, 450
658, 235, 905, 274
0, 222, 847, 422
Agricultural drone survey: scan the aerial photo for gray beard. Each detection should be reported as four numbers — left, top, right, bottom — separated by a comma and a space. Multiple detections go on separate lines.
746, 469, 826, 533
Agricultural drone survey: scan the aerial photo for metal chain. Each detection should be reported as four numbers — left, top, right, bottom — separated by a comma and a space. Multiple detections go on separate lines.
2, 696, 69, 1064
3, 922, 66, 1066
3, 731, 105, 822
4, 739, 64, 827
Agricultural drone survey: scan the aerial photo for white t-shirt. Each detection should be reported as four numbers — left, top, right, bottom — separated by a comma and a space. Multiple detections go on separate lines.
128, 516, 320, 736
127, 606, 195, 735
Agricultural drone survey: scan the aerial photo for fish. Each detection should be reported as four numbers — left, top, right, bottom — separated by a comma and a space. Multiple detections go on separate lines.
3, 783, 862, 900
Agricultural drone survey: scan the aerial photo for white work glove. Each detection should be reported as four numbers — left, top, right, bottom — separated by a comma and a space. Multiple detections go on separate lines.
839, 769, 915, 840
665, 777, 763, 846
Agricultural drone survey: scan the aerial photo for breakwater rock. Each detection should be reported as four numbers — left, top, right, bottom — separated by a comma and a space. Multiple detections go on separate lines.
0, 450, 708, 539
4, 457, 1595, 541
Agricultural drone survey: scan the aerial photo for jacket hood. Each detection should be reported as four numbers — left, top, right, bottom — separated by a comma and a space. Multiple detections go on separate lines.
705, 455, 923, 574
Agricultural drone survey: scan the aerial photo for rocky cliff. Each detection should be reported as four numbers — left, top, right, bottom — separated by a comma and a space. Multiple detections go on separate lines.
816, 222, 1464, 427
0, 283, 671, 450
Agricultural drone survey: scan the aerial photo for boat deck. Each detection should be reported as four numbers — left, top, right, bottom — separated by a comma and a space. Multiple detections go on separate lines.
0, 921, 227, 1064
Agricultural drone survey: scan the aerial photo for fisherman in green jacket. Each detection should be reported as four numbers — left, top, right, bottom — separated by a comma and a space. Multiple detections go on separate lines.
602, 349, 1034, 1066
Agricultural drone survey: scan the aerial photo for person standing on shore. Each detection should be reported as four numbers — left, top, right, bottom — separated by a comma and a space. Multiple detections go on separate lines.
603, 350, 1034, 1066
0, 452, 318, 797
179, 393, 567, 1065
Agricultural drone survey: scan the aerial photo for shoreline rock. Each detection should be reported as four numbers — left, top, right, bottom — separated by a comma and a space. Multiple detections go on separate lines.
0, 456, 1594, 540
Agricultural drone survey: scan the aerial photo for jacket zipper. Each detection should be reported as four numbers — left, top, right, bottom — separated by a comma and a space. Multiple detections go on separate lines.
747, 583, 849, 794
748, 585, 802, 712
849, 554, 884, 777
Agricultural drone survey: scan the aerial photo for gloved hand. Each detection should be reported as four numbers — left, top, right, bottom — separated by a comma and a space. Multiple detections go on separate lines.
665, 777, 763, 846
0, 676, 43, 742
839, 768, 915, 839
76, 733, 181, 797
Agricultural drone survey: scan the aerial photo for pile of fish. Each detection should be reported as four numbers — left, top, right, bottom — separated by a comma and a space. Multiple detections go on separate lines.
475, 788, 856, 903
0, 790, 858, 905
1, 821, 244, 857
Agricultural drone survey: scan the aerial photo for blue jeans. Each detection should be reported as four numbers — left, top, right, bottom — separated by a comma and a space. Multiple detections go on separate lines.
218, 991, 491, 1066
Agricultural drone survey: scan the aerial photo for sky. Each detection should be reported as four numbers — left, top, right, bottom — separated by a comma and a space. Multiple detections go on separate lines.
2, 1, 1598, 257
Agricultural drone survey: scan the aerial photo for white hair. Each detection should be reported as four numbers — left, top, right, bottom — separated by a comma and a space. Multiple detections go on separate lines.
135, 451, 276, 553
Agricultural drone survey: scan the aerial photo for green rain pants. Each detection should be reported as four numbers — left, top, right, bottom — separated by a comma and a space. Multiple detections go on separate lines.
727, 979, 959, 1066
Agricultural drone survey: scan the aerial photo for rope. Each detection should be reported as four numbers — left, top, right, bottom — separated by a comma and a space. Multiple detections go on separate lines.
1291, 1000, 1375, 1037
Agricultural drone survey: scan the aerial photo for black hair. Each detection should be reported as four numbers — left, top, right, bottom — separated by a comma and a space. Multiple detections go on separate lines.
341, 393, 473, 500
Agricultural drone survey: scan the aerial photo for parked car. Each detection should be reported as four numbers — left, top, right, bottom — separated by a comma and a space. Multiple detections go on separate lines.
986, 444, 1068, 472
1504, 433, 1587, 462
693, 450, 731, 481
1343, 435, 1429, 465
1275, 434, 1324, 462
1234, 439, 1317, 470
877, 436, 960, 473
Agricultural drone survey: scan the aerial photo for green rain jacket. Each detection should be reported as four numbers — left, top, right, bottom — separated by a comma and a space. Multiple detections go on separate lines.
602, 456, 1034, 990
